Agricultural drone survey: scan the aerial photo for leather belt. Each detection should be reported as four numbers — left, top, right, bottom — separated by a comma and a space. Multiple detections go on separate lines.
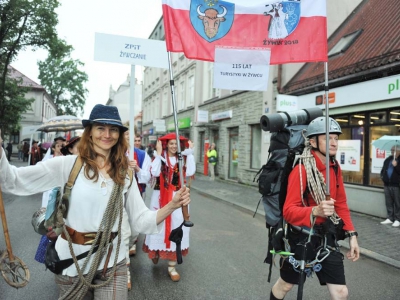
61, 225, 117, 245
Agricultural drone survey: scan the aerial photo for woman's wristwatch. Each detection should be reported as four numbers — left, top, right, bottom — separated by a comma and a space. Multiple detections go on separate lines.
345, 231, 358, 238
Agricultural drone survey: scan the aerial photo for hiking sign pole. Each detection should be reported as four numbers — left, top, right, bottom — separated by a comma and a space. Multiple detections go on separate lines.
297, 62, 331, 300
166, 52, 193, 264
324, 61, 331, 198
0, 185, 30, 288
167, 51, 193, 228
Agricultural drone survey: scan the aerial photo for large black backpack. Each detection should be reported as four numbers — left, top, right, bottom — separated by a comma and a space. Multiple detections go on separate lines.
253, 125, 307, 282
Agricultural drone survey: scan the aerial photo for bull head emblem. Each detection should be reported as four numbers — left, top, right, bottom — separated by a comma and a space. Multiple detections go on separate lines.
197, 5, 227, 39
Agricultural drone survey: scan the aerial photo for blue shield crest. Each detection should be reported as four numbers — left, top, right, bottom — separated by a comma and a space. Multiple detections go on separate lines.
190, 0, 235, 43
264, 0, 301, 39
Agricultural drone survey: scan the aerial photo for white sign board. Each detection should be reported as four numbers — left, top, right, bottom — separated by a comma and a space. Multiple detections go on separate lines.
371, 141, 390, 174
155, 125, 166, 132
211, 110, 232, 121
336, 140, 361, 171
213, 47, 271, 91
153, 119, 166, 127
21, 125, 40, 136
94, 33, 169, 68
197, 110, 208, 123
276, 94, 298, 112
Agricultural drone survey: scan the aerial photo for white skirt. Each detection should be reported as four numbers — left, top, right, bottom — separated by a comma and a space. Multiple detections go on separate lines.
144, 189, 190, 251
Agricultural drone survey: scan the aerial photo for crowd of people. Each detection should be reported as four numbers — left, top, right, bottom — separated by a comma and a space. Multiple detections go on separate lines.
2, 106, 381, 300
0, 105, 193, 299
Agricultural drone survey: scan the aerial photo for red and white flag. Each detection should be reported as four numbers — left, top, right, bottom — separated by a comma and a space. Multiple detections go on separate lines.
162, 0, 327, 64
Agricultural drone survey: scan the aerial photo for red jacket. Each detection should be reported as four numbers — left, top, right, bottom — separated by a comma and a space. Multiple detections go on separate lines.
283, 150, 355, 231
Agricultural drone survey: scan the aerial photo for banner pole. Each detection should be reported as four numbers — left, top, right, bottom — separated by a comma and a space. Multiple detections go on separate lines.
324, 62, 330, 198
167, 52, 193, 227
129, 65, 136, 160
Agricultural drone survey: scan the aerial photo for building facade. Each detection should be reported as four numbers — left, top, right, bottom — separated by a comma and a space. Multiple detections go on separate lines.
106, 74, 143, 131
8, 66, 57, 152
282, 0, 400, 217
142, 0, 361, 180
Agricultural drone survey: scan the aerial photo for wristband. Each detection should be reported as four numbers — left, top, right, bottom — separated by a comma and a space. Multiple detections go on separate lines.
345, 231, 358, 238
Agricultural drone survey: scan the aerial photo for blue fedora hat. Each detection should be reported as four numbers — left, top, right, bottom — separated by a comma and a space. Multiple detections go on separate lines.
82, 104, 128, 132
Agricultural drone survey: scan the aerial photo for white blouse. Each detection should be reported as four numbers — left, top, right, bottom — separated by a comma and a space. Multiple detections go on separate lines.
151, 148, 196, 178
0, 149, 162, 276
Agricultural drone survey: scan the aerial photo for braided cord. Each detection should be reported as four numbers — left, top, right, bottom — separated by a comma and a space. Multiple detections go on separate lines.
59, 182, 124, 300
298, 138, 341, 225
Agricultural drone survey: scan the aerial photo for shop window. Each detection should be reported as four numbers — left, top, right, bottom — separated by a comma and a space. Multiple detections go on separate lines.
370, 111, 387, 125
335, 115, 349, 125
350, 113, 365, 126
333, 109, 400, 187
389, 109, 400, 128
369, 122, 400, 187
339, 127, 364, 185
251, 124, 262, 169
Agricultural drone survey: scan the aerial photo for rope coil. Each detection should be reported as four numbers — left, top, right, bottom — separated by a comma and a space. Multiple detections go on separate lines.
59, 182, 124, 300
298, 137, 341, 225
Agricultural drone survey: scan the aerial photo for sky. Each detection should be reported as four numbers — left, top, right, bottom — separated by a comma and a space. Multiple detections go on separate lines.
12, 0, 163, 119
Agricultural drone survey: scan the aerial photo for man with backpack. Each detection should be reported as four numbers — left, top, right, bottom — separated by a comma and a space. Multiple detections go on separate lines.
270, 117, 360, 300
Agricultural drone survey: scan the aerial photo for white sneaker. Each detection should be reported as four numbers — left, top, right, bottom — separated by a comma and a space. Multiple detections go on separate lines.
381, 219, 393, 225
392, 220, 400, 227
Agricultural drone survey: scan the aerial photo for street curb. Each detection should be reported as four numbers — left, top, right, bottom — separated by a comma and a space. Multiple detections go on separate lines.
191, 185, 400, 270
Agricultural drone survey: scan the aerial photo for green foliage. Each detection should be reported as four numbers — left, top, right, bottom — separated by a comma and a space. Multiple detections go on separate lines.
0, 75, 34, 135
0, 0, 61, 136
38, 49, 89, 116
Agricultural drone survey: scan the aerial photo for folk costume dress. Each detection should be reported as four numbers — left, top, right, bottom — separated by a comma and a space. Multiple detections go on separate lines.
143, 148, 195, 261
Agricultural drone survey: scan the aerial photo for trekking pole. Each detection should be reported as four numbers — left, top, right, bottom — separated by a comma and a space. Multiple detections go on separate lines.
296, 245, 307, 300
0, 185, 30, 288
297, 215, 315, 300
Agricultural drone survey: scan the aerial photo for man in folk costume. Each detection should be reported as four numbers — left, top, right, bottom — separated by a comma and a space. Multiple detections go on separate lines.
270, 117, 360, 300
143, 133, 195, 282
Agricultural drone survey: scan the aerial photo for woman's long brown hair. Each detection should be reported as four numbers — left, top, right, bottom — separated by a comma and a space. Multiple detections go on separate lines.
78, 124, 129, 186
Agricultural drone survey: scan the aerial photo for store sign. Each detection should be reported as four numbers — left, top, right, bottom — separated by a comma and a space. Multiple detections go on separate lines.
276, 94, 298, 112
197, 110, 209, 123
149, 128, 153, 134
167, 122, 175, 131
167, 118, 191, 130
335, 140, 361, 171
388, 78, 400, 94
178, 117, 191, 129
153, 119, 165, 126
149, 135, 157, 141
211, 110, 232, 121
297, 74, 400, 110
315, 92, 336, 105
142, 130, 149, 135
155, 125, 166, 132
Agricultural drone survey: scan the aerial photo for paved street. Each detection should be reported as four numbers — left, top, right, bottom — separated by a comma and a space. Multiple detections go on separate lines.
1, 173, 400, 299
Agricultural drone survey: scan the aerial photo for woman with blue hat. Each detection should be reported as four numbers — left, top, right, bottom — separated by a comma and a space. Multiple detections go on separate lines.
0, 104, 190, 299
